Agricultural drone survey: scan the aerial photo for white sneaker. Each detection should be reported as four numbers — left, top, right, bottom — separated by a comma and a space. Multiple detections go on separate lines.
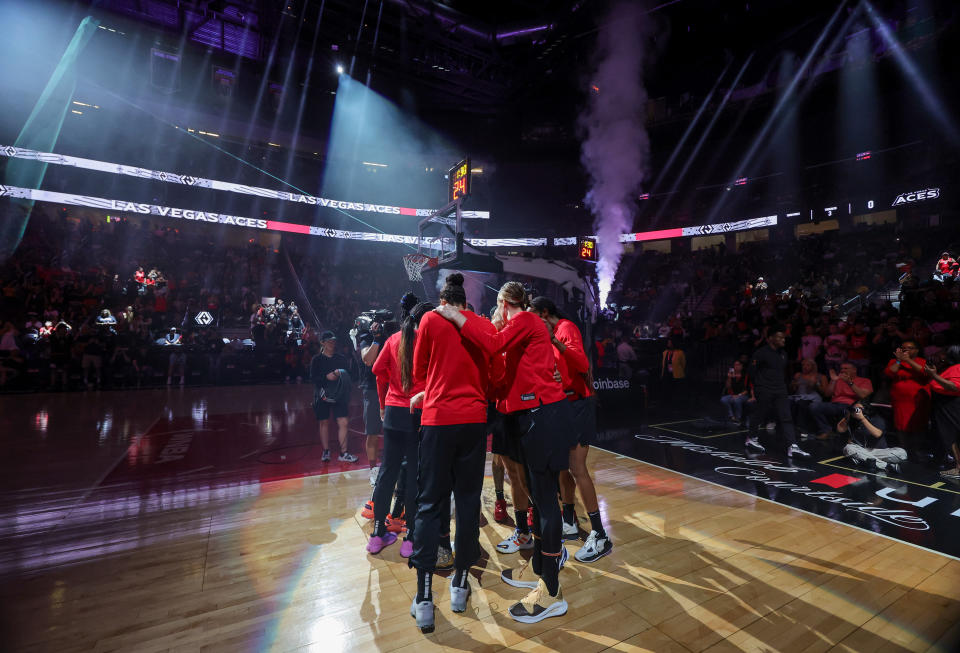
410, 597, 435, 633
497, 529, 534, 554
339, 452, 359, 463
450, 578, 471, 613
788, 444, 811, 458
369, 466, 380, 487
561, 520, 579, 541
745, 437, 765, 452
574, 530, 613, 563
508, 579, 568, 624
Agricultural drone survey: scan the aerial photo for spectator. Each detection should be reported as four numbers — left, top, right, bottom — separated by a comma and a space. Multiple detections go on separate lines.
810, 362, 874, 440
745, 327, 809, 457
616, 337, 637, 379
660, 339, 686, 381
884, 341, 929, 435
823, 323, 847, 373
935, 251, 955, 281
81, 333, 105, 389
926, 347, 960, 480
310, 331, 357, 463
840, 402, 906, 473
164, 327, 186, 387
721, 360, 751, 424
846, 320, 870, 377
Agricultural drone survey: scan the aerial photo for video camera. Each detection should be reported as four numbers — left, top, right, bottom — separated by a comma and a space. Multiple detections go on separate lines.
351, 310, 399, 349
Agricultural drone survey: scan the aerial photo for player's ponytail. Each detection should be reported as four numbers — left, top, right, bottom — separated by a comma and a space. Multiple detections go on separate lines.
399, 301, 435, 393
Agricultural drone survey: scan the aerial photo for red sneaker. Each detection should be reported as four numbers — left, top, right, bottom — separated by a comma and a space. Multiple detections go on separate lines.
386, 514, 406, 533
494, 499, 507, 523
361, 500, 374, 520
527, 506, 534, 528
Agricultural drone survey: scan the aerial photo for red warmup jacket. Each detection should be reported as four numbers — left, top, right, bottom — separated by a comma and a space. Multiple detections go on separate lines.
552, 346, 573, 399
413, 310, 493, 426
461, 309, 566, 413
553, 318, 592, 399
371, 331, 424, 409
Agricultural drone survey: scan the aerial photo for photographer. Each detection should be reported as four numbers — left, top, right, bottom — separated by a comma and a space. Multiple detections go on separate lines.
352, 309, 397, 487
840, 402, 906, 473
310, 330, 357, 463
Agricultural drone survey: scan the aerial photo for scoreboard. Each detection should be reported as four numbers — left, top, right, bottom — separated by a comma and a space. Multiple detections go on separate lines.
448, 158, 471, 203
578, 236, 598, 263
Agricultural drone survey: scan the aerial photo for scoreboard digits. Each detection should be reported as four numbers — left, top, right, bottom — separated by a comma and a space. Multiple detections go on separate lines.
578, 237, 598, 263
448, 158, 471, 203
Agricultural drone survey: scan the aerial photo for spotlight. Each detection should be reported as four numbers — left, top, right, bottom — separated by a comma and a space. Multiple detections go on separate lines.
336, 64, 344, 75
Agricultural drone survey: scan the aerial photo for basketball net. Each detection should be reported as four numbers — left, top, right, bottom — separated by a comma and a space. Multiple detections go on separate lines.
402, 253, 437, 281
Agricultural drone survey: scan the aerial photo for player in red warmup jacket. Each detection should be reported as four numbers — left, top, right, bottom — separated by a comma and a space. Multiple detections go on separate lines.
407, 274, 494, 632
366, 301, 434, 557
530, 297, 613, 563
435, 281, 574, 624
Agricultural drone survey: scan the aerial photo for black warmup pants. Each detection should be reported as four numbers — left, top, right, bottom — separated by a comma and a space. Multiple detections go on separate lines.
516, 399, 574, 576
748, 392, 796, 445
372, 426, 420, 539
410, 422, 487, 573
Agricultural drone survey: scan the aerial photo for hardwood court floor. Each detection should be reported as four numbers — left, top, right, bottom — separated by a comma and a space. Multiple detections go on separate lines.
1, 386, 958, 652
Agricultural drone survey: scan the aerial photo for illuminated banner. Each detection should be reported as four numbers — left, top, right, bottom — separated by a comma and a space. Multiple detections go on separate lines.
0, 144, 490, 219
892, 188, 940, 206
616, 215, 778, 242
0, 185, 778, 249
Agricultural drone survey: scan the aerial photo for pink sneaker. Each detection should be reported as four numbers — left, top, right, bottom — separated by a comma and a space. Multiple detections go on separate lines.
366, 532, 397, 554
400, 539, 414, 558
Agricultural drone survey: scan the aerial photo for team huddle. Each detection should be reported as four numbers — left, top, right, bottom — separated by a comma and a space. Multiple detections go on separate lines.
358, 274, 612, 632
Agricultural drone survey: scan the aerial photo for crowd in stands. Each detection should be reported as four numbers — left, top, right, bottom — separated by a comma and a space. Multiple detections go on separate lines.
606, 221, 960, 478
0, 205, 423, 392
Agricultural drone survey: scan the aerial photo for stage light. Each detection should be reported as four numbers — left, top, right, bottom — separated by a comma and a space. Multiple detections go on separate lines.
856, 151, 871, 161
336, 64, 344, 74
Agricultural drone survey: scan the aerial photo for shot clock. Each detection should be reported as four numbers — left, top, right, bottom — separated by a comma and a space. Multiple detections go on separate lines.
578, 237, 598, 263
448, 158, 471, 203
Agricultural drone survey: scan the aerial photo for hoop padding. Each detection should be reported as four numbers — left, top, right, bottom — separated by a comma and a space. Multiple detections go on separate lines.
402, 253, 437, 281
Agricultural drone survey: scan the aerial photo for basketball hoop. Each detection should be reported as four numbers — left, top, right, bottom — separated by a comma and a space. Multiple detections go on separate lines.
402, 253, 437, 281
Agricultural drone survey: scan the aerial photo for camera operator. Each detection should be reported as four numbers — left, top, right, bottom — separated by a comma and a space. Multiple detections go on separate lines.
839, 402, 906, 473
352, 309, 397, 486
310, 330, 357, 463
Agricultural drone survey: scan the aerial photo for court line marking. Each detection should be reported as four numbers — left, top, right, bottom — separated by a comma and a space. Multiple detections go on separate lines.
648, 419, 701, 427
931, 482, 945, 489
818, 456, 846, 464
650, 425, 747, 439
592, 443, 960, 564
817, 460, 960, 496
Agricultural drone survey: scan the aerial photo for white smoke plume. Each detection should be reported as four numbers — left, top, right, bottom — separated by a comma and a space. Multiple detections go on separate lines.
579, 2, 650, 307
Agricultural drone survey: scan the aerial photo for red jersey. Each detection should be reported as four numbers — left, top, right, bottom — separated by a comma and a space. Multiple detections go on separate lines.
372, 331, 425, 409
552, 346, 574, 399
413, 310, 492, 426
461, 310, 566, 413
553, 319, 592, 399
134, 270, 145, 284
930, 364, 960, 397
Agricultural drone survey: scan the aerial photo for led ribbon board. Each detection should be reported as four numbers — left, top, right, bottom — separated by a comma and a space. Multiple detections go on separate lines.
0, 184, 777, 248
0, 145, 490, 219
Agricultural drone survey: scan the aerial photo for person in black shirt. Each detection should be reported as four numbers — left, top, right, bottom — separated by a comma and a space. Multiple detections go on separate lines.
356, 324, 385, 486
310, 331, 357, 463
747, 327, 810, 458
839, 402, 906, 473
